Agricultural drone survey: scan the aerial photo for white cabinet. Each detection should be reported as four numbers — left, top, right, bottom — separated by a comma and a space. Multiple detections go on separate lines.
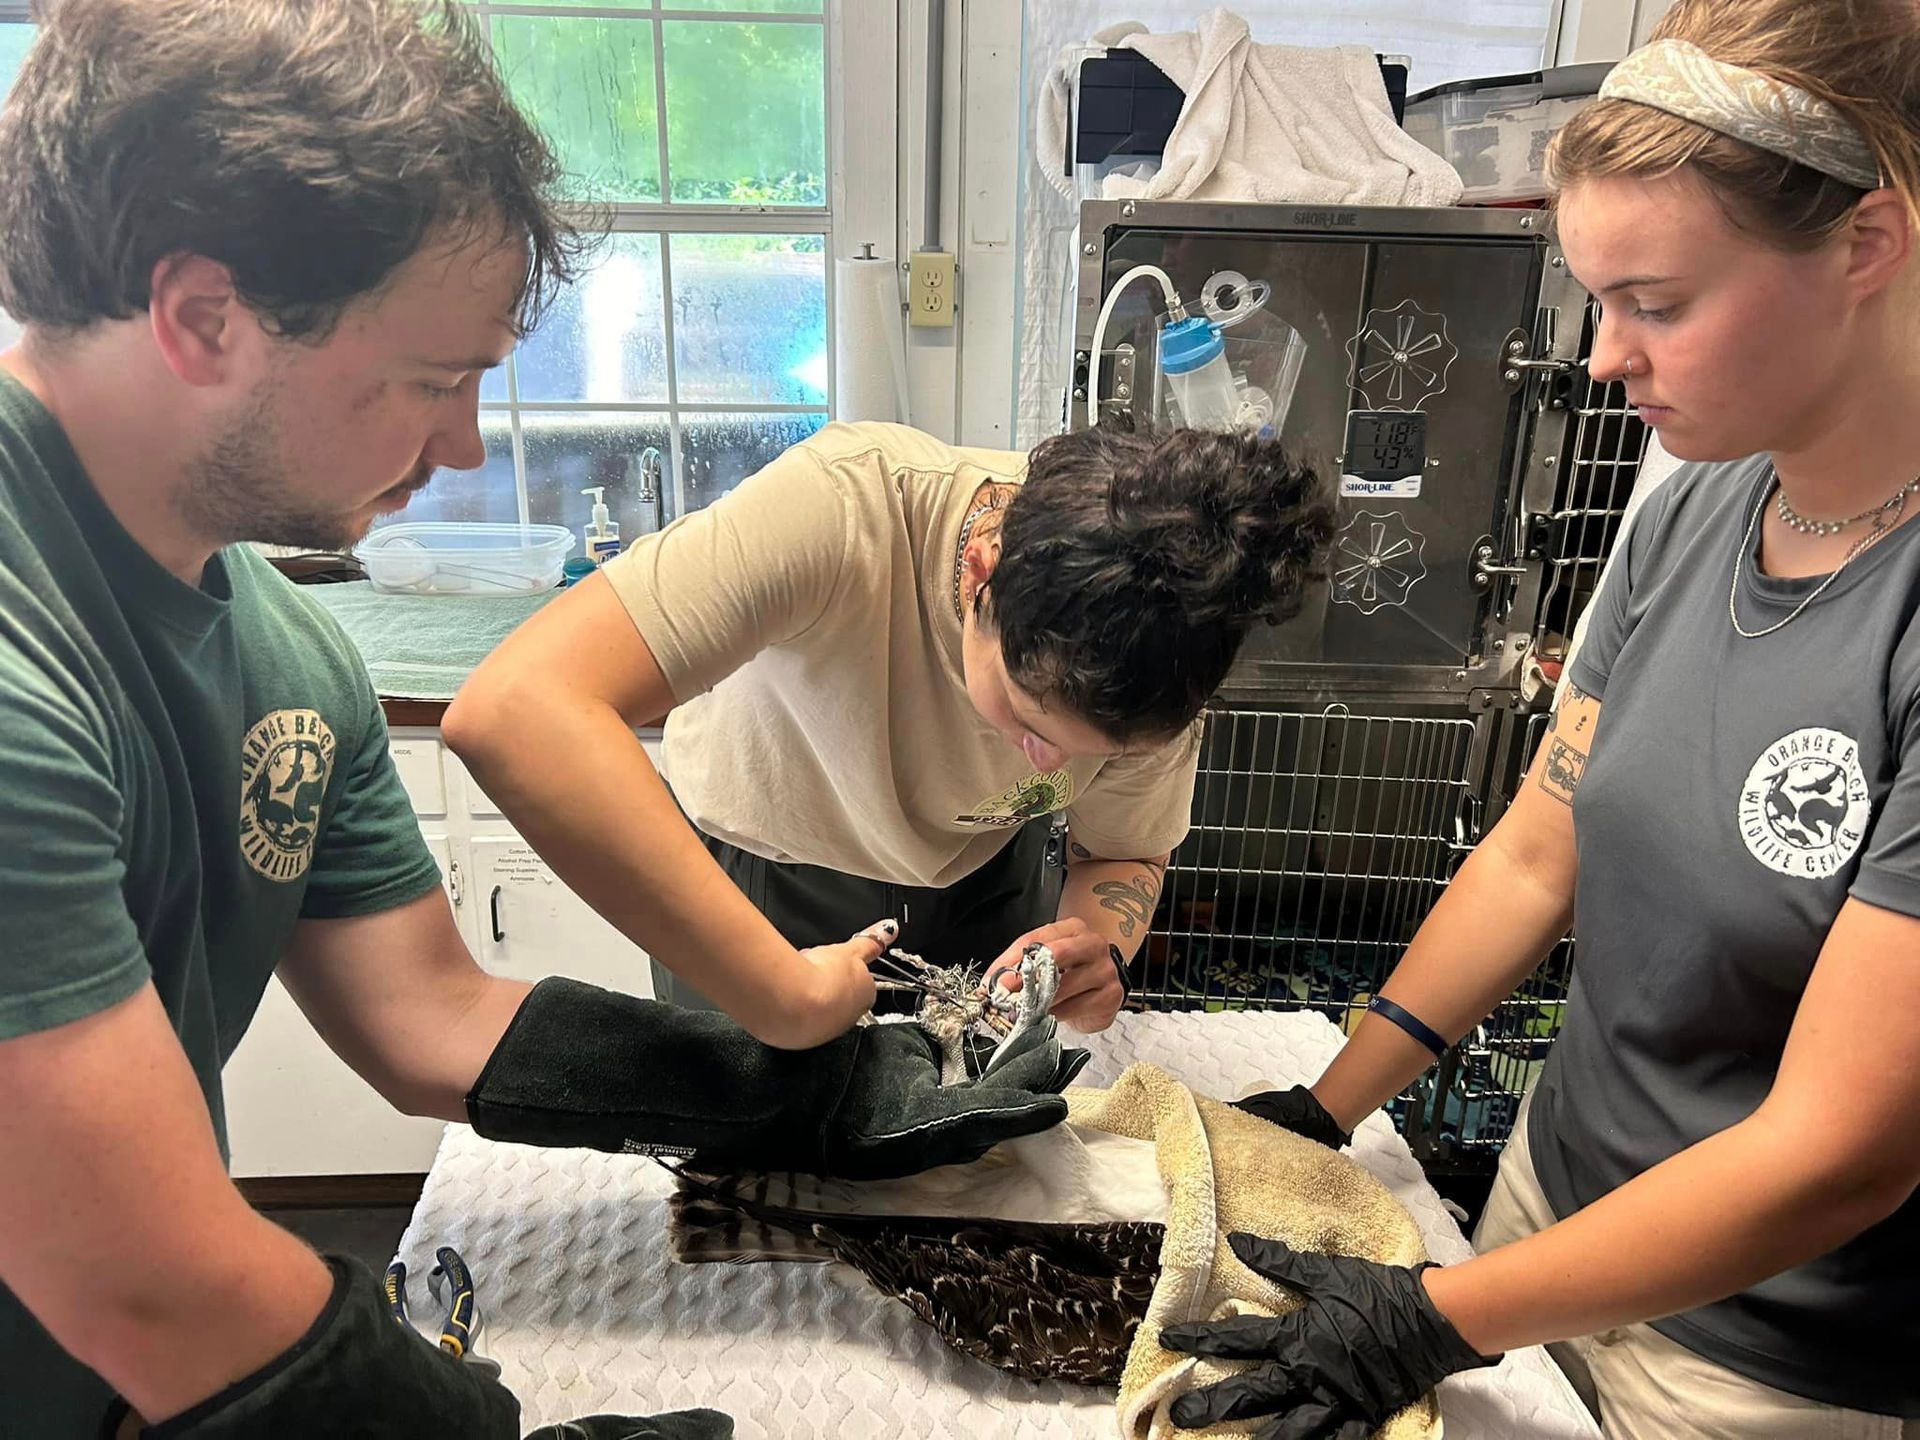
224, 727, 660, 1179
223, 977, 448, 1177
450, 739, 661, 996
467, 835, 657, 994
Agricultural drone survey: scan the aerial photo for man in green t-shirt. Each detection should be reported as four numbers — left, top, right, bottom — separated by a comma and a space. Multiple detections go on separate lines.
0, 4, 1076, 1435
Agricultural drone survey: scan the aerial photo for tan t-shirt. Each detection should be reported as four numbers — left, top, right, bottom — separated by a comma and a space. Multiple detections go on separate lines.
603, 422, 1199, 888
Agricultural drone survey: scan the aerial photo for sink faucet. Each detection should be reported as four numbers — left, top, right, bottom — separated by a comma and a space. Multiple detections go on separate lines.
637, 446, 666, 533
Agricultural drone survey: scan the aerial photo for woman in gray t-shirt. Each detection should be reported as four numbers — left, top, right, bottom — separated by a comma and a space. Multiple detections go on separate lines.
1156, 3, 1920, 1437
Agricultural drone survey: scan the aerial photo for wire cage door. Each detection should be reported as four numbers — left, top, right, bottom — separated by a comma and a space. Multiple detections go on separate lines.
1128, 705, 1492, 1150
1394, 706, 1579, 1166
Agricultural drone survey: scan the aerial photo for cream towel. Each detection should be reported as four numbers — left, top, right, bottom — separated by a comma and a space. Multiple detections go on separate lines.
1067, 1064, 1439, 1440
667, 1060, 1443, 1439
1037, 8, 1462, 208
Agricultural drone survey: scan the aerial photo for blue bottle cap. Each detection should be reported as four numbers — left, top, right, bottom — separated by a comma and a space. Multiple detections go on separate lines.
1158, 315, 1225, 375
562, 557, 599, 586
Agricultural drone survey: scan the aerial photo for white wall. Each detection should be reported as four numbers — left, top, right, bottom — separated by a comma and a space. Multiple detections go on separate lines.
888, 0, 1024, 448
1554, 0, 1671, 62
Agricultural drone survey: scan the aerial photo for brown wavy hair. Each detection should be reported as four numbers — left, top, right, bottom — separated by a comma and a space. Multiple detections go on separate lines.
986, 426, 1334, 744
0, 0, 589, 338
1548, 0, 1920, 250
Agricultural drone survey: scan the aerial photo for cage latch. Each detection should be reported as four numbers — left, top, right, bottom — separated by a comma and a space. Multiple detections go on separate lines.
1500, 328, 1575, 392
1470, 538, 1527, 592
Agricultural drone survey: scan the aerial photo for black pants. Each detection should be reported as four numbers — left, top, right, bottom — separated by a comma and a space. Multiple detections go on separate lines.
650, 818, 1059, 1012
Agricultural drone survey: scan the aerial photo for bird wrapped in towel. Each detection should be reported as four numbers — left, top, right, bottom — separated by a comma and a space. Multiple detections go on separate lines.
666, 957, 1445, 1440
671, 941, 1148, 1383
669, 1167, 1161, 1385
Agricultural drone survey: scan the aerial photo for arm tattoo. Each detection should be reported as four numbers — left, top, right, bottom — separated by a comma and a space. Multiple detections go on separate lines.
1548, 680, 1593, 735
1538, 736, 1588, 808
1093, 870, 1163, 938
1067, 841, 1094, 862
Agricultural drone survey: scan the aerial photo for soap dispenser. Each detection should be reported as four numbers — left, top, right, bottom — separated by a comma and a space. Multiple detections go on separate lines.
581, 486, 622, 566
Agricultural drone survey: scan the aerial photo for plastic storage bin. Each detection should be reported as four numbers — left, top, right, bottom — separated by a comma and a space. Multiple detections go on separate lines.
356, 522, 576, 596
1402, 62, 1610, 203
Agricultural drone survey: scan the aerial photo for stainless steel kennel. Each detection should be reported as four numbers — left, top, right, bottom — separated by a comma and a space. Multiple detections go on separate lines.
1065, 200, 1650, 1166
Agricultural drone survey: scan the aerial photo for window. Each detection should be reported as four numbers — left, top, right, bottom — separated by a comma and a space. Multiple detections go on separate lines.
0, 18, 29, 96
0, 4, 844, 538
0, 11, 28, 353
403, 1, 838, 543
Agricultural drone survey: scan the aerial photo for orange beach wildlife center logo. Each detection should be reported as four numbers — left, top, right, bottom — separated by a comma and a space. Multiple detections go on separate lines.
240, 708, 336, 882
1738, 726, 1871, 880
954, 767, 1077, 828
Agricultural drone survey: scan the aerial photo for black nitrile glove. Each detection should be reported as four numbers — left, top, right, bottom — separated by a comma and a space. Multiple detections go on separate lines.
1159, 1236, 1497, 1440
107, 1256, 521, 1439
467, 978, 1080, 1180
1232, 1085, 1352, 1150
526, 1411, 733, 1439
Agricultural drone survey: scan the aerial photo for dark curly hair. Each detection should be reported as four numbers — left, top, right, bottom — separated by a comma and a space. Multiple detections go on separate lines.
983, 426, 1334, 744
0, 0, 590, 340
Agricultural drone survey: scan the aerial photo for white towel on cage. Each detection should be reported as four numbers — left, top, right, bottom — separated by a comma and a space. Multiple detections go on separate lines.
1038, 8, 1462, 207
1035, 21, 1151, 201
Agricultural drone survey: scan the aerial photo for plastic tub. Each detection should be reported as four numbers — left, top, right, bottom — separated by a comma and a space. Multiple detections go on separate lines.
356, 522, 576, 596
1403, 63, 1611, 203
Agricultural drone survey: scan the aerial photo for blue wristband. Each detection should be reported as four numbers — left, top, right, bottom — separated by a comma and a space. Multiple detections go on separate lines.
1367, 995, 1449, 1059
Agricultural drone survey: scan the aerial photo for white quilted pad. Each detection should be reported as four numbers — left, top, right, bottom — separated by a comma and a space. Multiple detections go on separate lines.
397, 1009, 1600, 1438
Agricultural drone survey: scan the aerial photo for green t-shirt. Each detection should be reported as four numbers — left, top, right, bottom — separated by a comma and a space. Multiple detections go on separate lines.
0, 373, 442, 1433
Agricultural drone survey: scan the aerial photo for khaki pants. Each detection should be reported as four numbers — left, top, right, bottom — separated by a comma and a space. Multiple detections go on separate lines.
1473, 1097, 1918, 1440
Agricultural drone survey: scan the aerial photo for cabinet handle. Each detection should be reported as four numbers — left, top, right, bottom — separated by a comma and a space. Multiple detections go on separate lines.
489, 885, 504, 943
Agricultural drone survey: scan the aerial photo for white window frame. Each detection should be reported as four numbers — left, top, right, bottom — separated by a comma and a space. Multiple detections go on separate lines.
468, 1, 889, 527
0, 3, 901, 524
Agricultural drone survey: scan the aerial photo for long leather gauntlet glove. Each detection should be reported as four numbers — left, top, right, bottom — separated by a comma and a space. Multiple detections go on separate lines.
466, 977, 1079, 1181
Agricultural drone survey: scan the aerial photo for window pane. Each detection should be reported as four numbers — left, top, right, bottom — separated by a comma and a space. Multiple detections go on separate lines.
514, 234, 666, 403
670, 234, 826, 405
492, 16, 660, 204
680, 412, 827, 514
0, 24, 35, 97
674, 0, 821, 12
522, 410, 673, 542
385, 415, 522, 526
663, 22, 824, 205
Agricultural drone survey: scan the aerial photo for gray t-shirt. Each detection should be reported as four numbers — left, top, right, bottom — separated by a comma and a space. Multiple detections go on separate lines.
1530, 454, 1920, 1417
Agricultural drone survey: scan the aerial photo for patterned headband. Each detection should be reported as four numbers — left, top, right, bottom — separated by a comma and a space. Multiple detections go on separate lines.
1599, 37, 1882, 189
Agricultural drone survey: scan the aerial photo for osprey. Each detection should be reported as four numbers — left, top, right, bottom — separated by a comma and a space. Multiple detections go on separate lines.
665, 956, 1444, 1440
669, 940, 1151, 1383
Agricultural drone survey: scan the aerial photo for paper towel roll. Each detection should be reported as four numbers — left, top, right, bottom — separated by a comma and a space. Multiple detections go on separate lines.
834, 254, 911, 425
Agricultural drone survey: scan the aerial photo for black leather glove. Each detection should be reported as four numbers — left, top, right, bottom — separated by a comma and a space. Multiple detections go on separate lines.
108, 1256, 521, 1439
1232, 1085, 1352, 1150
526, 1411, 733, 1439
103, 1252, 736, 1440
468, 978, 1080, 1180
1159, 1236, 1497, 1439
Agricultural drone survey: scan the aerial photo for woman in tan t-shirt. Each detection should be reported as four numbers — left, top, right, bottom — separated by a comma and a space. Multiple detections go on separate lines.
446, 423, 1331, 1049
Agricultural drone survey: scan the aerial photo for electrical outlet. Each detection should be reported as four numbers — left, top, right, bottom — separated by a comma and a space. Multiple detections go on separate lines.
909, 250, 955, 328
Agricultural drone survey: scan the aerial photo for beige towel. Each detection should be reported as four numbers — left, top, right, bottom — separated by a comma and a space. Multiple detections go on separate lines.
1066, 1064, 1440, 1440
